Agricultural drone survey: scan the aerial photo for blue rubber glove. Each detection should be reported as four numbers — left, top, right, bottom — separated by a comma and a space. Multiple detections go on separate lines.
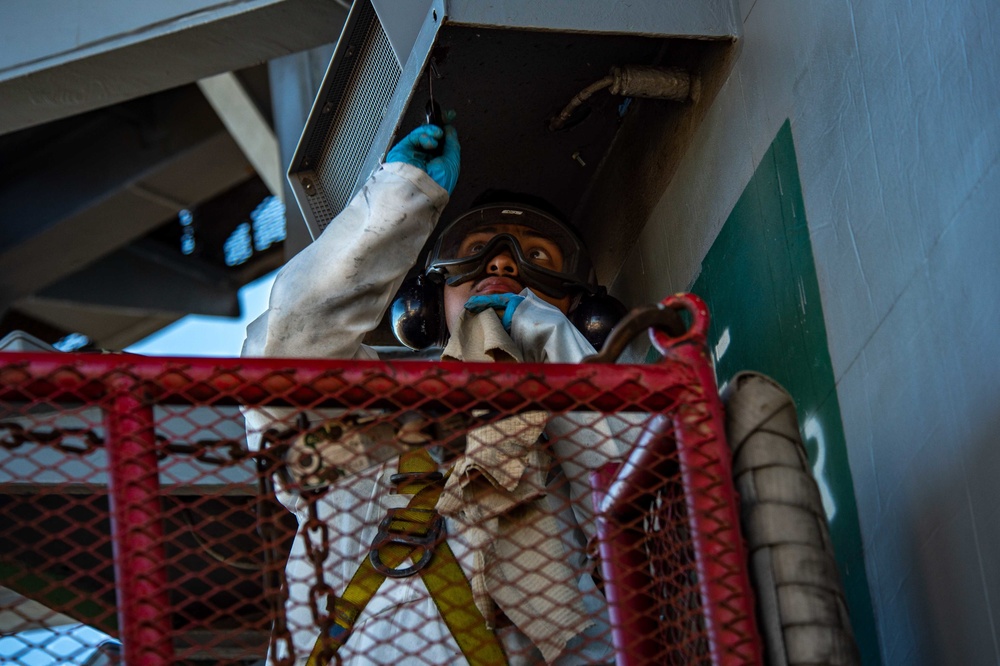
464, 294, 525, 333
385, 114, 460, 194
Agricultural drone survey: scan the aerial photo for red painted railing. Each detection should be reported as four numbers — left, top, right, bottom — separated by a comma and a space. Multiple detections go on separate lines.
0, 294, 760, 665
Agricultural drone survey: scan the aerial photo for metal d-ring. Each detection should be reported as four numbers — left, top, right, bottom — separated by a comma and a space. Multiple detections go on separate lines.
369, 509, 444, 578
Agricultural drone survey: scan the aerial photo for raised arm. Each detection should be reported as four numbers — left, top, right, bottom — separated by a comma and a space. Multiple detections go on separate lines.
243, 124, 459, 360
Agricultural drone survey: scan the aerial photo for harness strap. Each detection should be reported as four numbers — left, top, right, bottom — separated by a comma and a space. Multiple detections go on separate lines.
307, 448, 507, 665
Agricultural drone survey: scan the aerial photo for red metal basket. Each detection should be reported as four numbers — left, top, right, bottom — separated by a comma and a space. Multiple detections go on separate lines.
0, 294, 760, 665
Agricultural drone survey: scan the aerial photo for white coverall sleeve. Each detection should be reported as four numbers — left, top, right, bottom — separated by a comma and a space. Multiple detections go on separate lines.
242, 162, 449, 360
509, 290, 597, 365
241, 162, 448, 460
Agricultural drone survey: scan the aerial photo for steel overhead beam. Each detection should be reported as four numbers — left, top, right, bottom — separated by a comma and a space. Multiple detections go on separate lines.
198, 72, 284, 199
0, 87, 253, 311
0, 88, 227, 251
6, 179, 287, 349
0, 0, 347, 134
0, 132, 249, 310
37, 242, 243, 319
11, 298, 180, 352
31, 220, 286, 325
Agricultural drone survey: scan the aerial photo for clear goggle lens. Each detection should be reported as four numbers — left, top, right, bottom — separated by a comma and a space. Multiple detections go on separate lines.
425, 206, 594, 298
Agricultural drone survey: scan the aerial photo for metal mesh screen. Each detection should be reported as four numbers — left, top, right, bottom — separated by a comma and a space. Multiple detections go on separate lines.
0, 304, 761, 665
300, 3, 402, 234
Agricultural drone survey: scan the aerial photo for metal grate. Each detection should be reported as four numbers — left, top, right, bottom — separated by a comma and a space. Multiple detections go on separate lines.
300, 2, 402, 234
0, 296, 761, 666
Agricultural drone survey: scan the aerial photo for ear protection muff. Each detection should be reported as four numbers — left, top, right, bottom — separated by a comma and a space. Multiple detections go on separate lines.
568, 289, 628, 351
391, 274, 626, 352
390, 274, 446, 350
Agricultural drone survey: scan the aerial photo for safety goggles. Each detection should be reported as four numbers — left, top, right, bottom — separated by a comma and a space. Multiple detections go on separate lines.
425, 205, 596, 299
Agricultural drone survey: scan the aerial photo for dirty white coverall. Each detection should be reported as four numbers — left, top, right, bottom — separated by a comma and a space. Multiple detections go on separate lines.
242, 162, 626, 665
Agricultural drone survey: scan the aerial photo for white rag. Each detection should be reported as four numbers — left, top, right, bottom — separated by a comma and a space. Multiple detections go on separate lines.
437, 308, 593, 663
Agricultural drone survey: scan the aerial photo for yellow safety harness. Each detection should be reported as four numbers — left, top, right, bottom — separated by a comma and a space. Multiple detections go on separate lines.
307, 448, 508, 665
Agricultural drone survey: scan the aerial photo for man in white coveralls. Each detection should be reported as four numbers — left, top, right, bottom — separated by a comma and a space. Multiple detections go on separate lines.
243, 117, 628, 666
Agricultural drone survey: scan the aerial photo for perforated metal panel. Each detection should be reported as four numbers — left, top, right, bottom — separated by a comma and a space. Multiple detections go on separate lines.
314, 24, 399, 225
292, 0, 403, 235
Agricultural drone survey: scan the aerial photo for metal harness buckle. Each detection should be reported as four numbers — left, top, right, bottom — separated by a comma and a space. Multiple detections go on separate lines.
369, 508, 444, 578
389, 470, 443, 486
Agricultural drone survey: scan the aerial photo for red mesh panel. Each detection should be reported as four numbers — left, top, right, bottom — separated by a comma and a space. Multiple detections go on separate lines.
0, 298, 760, 665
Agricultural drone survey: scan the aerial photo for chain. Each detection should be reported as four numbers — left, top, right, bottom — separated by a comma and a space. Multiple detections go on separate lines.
300, 486, 340, 666
0, 421, 284, 466
302, 489, 334, 624
3, 418, 304, 663
4, 417, 352, 664
256, 437, 297, 666
163, 438, 252, 465
0, 422, 103, 455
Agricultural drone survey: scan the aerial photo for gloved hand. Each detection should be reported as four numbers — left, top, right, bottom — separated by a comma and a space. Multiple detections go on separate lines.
385, 113, 460, 194
464, 293, 525, 333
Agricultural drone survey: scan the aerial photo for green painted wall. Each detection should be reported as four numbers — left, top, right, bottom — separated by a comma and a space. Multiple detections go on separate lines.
689, 120, 879, 663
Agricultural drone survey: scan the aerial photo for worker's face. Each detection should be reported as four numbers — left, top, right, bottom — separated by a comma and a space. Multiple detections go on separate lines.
443, 223, 571, 334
